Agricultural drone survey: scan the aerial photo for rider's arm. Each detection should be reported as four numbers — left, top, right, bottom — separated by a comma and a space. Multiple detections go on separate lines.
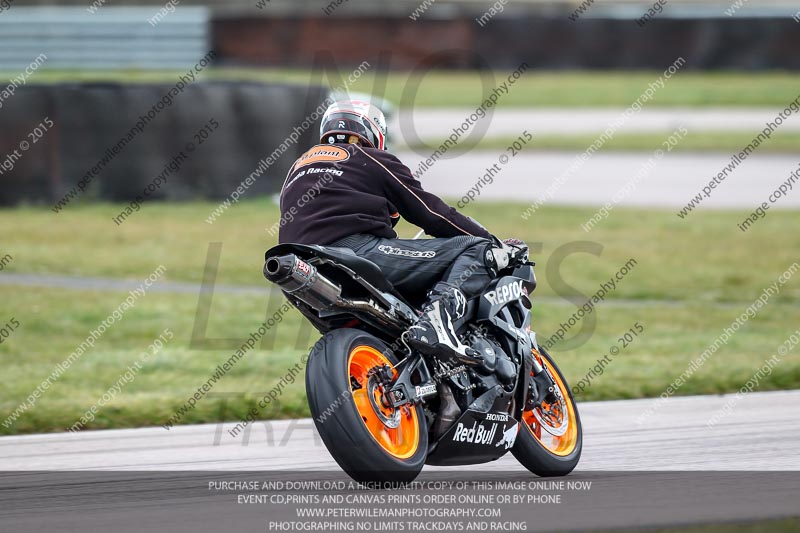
361, 147, 493, 240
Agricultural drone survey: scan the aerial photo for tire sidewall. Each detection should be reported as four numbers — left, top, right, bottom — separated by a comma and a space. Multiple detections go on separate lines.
306, 328, 428, 481
512, 347, 583, 476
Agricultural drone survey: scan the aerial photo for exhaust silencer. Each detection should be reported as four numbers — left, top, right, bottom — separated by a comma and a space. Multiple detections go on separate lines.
264, 254, 342, 310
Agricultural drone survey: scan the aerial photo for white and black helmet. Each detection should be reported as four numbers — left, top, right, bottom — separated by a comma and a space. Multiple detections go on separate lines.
320, 100, 387, 150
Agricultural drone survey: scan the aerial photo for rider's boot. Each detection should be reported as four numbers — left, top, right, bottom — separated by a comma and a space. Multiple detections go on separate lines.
407, 283, 482, 365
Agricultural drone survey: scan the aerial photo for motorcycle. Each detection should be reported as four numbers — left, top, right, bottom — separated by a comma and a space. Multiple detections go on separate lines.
263, 241, 582, 482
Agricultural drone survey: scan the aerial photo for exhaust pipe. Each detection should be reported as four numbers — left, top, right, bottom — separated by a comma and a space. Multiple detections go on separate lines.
264, 254, 341, 310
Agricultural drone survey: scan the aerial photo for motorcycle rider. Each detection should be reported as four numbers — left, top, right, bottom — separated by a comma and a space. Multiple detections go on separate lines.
278, 100, 525, 363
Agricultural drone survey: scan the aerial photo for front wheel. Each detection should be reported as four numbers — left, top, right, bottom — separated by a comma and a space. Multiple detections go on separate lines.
512, 346, 582, 476
306, 328, 428, 483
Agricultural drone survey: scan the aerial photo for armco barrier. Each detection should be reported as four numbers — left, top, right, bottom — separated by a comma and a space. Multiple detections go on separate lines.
0, 82, 329, 206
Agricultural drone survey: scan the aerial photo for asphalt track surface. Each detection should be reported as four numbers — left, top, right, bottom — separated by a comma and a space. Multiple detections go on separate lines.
396, 150, 800, 209
391, 107, 800, 210
1, 391, 798, 532
2, 390, 798, 471
389, 108, 800, 140
3, 107, 798, 529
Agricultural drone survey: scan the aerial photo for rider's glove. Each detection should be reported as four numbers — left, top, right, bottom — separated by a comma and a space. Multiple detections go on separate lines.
490, 238, 528, 271
503, 238, 526, 248
504, 238, 529, 264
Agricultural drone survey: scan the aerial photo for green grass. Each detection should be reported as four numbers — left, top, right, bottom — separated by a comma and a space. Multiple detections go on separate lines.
2, 284, 797, 435
2, 201, 798, 305
405, 131, 800, 153
0, 285, 309, 435
6, 68, 800, 108
1, 201, 799, 434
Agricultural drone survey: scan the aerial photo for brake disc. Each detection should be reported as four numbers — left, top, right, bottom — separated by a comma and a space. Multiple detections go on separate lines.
366, 375, 401, 429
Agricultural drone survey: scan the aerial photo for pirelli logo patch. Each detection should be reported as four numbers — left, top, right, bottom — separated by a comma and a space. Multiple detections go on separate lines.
292, 145, 350, 171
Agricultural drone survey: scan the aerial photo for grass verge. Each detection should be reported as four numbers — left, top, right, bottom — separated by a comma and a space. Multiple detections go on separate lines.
5, 69, 800, 108
1, 202, 798, 434
1, 201, 798, 304
1, 284, 797, 435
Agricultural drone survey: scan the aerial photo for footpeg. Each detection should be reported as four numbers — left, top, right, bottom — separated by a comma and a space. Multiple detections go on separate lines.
408, 334, 482, 366
450, 346, 483, 366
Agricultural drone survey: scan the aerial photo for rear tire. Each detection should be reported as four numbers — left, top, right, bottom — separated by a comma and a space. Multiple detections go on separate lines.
512, 346, 582, 476
306, 328, 428, 483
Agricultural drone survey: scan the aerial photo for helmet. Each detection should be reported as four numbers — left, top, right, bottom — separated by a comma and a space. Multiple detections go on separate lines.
320, 100, 387, 150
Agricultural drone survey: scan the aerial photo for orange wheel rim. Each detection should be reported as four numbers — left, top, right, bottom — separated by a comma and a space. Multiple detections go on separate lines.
521, 349, 578, 457
348, 345, 420, 459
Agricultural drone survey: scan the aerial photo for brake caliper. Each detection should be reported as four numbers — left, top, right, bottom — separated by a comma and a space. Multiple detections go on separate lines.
368, 364, 397, 409
528, 370, 559, 409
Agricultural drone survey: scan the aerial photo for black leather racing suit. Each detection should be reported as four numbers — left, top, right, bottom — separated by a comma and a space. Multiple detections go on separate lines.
278, 143, 498, 304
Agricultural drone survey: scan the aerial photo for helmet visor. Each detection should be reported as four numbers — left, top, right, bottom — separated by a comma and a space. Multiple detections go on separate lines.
320, 112, 382, 149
